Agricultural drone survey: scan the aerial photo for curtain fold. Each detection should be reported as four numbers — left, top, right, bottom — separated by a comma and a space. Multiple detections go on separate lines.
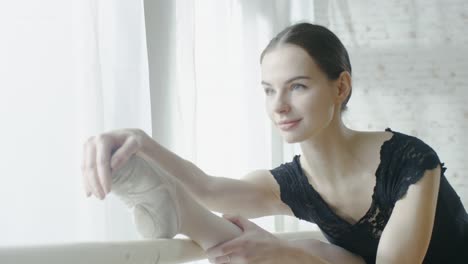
73, 0, 153, 242
0, 0, 152, 245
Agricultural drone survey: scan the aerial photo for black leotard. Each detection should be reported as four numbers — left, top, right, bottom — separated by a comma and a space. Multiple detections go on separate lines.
270, 128, 468, 263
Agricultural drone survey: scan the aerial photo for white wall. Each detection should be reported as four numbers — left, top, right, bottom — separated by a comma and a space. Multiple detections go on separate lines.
319, 0, 468, 206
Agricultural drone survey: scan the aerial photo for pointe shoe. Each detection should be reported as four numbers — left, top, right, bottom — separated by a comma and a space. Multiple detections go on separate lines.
111, 154, 181, 239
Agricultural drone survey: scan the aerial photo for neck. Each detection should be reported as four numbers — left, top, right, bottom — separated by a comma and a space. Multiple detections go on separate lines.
299, 118, 362, 186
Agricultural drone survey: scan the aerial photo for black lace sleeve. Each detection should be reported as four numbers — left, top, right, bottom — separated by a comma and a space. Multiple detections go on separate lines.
269, 157, 317, 223
390, 136, 447, 204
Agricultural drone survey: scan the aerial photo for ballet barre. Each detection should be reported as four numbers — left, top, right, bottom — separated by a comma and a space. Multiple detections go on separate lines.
0, 231, 325, 264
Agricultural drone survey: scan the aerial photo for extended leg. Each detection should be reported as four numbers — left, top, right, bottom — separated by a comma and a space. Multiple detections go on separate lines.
111, 153, 242, 250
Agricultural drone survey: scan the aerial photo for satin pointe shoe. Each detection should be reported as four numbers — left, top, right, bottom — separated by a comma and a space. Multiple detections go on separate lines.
111, 154, 181, 239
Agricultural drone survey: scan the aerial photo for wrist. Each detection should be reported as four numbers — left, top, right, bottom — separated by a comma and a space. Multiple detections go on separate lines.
278, 240, 304, 263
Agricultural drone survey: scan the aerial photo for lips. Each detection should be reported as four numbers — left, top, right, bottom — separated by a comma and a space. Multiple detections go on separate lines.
278, 119, 301, 125
277, 119, 302, 130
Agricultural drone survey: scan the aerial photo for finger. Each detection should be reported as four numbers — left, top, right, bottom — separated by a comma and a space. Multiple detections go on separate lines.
217, 253, 245, 264
224, 215, 253, 230
82, 168, 92, 197
81, 140, 92, 197
212, 255, 231, 264
223, 214, 242, 224
206, 239, 242, 259
86, 140, 105, 199
95, 135, 112, 194
222, 214, 235, 219
227, 218, 245, 231
110, 136, 139, 171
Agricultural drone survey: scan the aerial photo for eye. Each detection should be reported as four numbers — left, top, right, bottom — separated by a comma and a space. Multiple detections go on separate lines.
264, 87, 275, 95
291, 83, 306, 90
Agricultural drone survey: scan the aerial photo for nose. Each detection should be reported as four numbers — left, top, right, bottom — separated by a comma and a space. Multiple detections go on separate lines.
273, 94, 291, 114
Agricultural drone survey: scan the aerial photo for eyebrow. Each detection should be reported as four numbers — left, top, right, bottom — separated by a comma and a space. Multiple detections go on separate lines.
261, 76, 311, 86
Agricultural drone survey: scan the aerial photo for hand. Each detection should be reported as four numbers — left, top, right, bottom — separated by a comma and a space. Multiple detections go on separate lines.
81, 128, 148, 199
206, 214, 289, 264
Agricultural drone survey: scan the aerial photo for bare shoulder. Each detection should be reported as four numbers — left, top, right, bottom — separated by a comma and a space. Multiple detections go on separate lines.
241, 169, 294, 216
353, 130, 394, 167
354, 129, 393, 147
241, 169, 284, 202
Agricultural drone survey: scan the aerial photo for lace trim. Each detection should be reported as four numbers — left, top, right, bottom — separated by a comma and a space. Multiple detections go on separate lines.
294, 128, 396, 237
272, 127, 447, 242
389, 129, 447, 203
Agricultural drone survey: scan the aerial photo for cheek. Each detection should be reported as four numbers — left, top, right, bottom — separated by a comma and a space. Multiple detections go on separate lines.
265, 100, 273, 120
296, 91, 334, 120
295, 92, 322, 112
310, 96, 329, 112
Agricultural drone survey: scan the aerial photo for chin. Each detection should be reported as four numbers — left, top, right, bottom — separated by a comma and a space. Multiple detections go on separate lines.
284, 138, 300, 144
281, 132, 305, 144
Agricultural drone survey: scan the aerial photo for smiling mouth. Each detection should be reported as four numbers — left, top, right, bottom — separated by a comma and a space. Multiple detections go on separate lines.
278, 119, 301, 131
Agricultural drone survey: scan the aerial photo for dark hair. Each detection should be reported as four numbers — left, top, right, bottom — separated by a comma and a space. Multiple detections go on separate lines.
260, 23, 352, 112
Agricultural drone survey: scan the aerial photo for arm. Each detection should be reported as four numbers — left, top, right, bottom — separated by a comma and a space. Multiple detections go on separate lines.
279, 243, 334, 264
376, 165, 441, 264
137, 130, 292, 218
286, 239, 366, 264
207, 215, 333, 264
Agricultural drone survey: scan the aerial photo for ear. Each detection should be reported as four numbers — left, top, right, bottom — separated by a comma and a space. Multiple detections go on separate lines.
335, 71, 352, 105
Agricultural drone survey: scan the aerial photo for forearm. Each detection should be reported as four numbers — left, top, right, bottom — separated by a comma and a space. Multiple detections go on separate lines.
285, 238, 365, 264
136, 129, 211, 201
281, 241, 332, 264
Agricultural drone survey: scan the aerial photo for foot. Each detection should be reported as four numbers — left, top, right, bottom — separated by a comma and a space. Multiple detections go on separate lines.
111, 154, 181, 239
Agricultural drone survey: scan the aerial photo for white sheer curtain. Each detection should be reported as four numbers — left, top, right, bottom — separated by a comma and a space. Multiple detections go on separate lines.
72, 0, 152, 242
0, 0, 151, 246
163, 0, 321, 236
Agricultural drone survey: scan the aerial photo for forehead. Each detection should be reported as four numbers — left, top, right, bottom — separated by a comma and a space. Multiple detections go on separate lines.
261, 44, 321, 84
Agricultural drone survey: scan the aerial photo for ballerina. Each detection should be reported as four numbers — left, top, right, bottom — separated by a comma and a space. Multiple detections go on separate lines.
82, 22, 468, 264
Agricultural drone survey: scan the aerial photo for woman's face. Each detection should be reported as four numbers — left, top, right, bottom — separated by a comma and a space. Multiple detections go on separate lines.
261, 44, 338, 143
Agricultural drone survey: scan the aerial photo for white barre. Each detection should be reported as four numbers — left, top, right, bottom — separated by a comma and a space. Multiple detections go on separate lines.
0, 231, 324, 264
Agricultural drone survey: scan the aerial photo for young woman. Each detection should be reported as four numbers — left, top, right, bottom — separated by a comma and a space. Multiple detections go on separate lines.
82, 23, 468, 264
